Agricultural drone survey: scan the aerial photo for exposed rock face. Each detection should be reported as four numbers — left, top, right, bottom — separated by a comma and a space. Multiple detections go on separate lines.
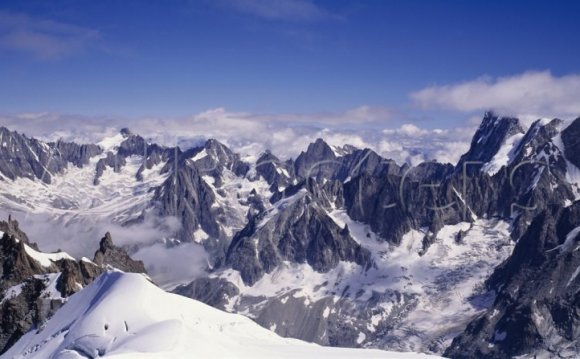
53, 139, 102, 168
0, 234, 46, 291
226, 190, 371, 286
173, 277, 239, 310
0, 275, 49, 353
456, 112, 525, 173
0, 216, 29, 244
255, 150, 295, 192
93, 232, 146, 273
294, 138, 339, 179
562, 116, 580, 169
151, 160, 225, 259
0, 222, 146, 354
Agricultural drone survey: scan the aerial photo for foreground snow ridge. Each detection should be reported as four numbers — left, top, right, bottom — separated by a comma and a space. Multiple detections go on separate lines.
5, 272, 441, 359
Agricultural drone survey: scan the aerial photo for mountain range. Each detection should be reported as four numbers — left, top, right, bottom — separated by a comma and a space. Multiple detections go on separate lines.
0, 112, 579, 358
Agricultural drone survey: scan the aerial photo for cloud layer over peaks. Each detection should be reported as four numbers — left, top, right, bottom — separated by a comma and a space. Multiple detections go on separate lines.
411, 70, 580, 120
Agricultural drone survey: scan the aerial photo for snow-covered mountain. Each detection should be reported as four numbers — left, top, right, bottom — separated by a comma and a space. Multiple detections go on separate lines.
3, 271, 441, 359
0, 216, 147, 354
0, 112, 579, 358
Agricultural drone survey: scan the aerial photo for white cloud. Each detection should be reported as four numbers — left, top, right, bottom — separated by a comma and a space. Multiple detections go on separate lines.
378, 125, 473, 165
0, 211, 180, 259
411, 70, 580, 119
133, 242, 209, 290
0, 106, 474, 166
383, 123, 430, 137
0, 11, 101, 60
0, 209, 209, 288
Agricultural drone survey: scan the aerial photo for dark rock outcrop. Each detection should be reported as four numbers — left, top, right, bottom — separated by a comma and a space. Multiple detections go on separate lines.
226, 191, 372, 286
0, 216, 30, 244
93, 232, 146, 273
562, 117, 580, 169
173, 277, 239, 310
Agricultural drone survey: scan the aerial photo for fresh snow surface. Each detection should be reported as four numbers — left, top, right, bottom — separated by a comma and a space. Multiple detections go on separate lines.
4, 272, 441, 359
23, 244, 74, 267
482, 133, 524, 176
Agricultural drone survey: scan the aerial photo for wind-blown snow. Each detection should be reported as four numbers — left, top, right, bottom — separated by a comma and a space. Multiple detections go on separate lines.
5, 272, 440, 359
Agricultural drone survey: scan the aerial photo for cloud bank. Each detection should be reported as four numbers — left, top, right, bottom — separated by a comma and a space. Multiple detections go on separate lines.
0, 209, 208, 288
411, 70, 580, 120
0, 107, 474, 166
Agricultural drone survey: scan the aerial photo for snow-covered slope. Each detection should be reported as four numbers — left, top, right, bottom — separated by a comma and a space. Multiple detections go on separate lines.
0, 149, 168, 224
4, 272, 441, 359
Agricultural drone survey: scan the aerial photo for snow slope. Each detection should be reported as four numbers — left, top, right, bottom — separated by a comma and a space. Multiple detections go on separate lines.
3, 272, 441, 359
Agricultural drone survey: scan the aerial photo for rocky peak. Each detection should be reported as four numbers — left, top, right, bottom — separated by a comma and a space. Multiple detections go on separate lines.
295, 138, 340, 179
99, 232, 115, 251
120, 127, 133, 138
508, 118, 565, 167
190, 138, 249, 177
257, 150, 279, 164
305, 138, 336, 160
93, 232, 146, 274
0, 215, 29, 243
255, 150, 294, 190
457, 112, 525, 173
0, 127, 103, 184
203, 138, 235, 163
226, 189, 372, 286
117, 132, 147, 157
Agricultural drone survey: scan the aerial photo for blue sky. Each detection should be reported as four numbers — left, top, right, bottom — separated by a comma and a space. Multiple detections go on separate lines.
1, 0, 580, 128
